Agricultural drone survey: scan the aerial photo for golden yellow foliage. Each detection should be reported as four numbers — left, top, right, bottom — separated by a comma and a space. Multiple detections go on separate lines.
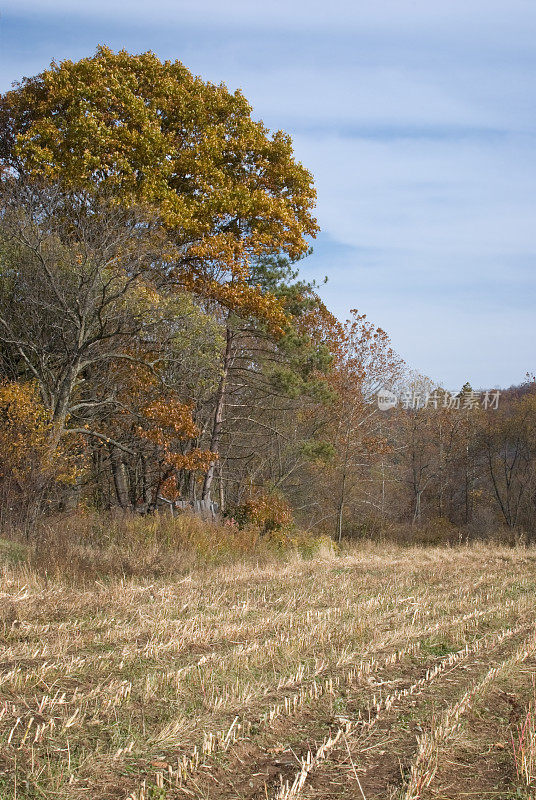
1, 46, 318, 326
0, 381, 78, 489
229, 490, 293, 533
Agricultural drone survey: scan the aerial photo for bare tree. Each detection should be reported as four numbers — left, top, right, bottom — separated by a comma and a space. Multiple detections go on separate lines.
0, 177, 166, 448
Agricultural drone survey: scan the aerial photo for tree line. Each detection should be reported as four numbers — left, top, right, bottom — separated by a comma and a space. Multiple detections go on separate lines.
0, 48, 534, 541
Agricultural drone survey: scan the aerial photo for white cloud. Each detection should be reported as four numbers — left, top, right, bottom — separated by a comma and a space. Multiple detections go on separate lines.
1, 0, 535, 387
235, 65, 499, 130
293, 133, 536, 258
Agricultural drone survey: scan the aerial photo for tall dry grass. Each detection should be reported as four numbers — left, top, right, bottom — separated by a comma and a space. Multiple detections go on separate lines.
6, 510, 336, 582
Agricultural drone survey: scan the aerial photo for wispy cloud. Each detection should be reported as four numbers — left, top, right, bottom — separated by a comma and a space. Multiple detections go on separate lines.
1, 0, 535, 389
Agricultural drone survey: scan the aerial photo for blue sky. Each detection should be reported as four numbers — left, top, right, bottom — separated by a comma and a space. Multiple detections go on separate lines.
1, 0, 535, 390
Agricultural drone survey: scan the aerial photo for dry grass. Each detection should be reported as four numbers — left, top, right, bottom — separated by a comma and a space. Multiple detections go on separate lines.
18, 511, 336, 583
1, 537, 536, 799
511, 677, 536, 790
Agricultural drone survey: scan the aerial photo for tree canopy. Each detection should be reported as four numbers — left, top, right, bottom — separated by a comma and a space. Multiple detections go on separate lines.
0, 46, 318, 325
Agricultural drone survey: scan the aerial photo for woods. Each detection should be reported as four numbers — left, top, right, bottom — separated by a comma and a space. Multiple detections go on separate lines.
0, 47, 535, 544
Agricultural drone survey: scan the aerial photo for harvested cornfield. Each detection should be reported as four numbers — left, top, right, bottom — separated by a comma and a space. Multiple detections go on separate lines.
1, 544, 536, 799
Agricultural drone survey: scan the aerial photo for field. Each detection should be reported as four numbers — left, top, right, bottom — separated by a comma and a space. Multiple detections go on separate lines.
1, 544, 536, 799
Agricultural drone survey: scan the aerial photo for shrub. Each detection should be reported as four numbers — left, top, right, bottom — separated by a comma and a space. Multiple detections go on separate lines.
383, 518, 463, 547
341, 515, 385, 541
264, 528, 338, 559
226, 491, 293, 534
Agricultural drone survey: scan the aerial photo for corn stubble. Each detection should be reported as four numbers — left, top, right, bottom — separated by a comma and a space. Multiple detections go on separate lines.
1, 543, 536, 799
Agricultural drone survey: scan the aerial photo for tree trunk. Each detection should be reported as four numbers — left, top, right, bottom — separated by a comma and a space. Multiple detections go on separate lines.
336, 469, 347, 543
336, 421, 351, 542
413, 490, 422, 525
49, 364, 79, 451
438, 422, 444, 517
109, 445, 130, 509
201, 326, 233, 501
217, 459, 225, 514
